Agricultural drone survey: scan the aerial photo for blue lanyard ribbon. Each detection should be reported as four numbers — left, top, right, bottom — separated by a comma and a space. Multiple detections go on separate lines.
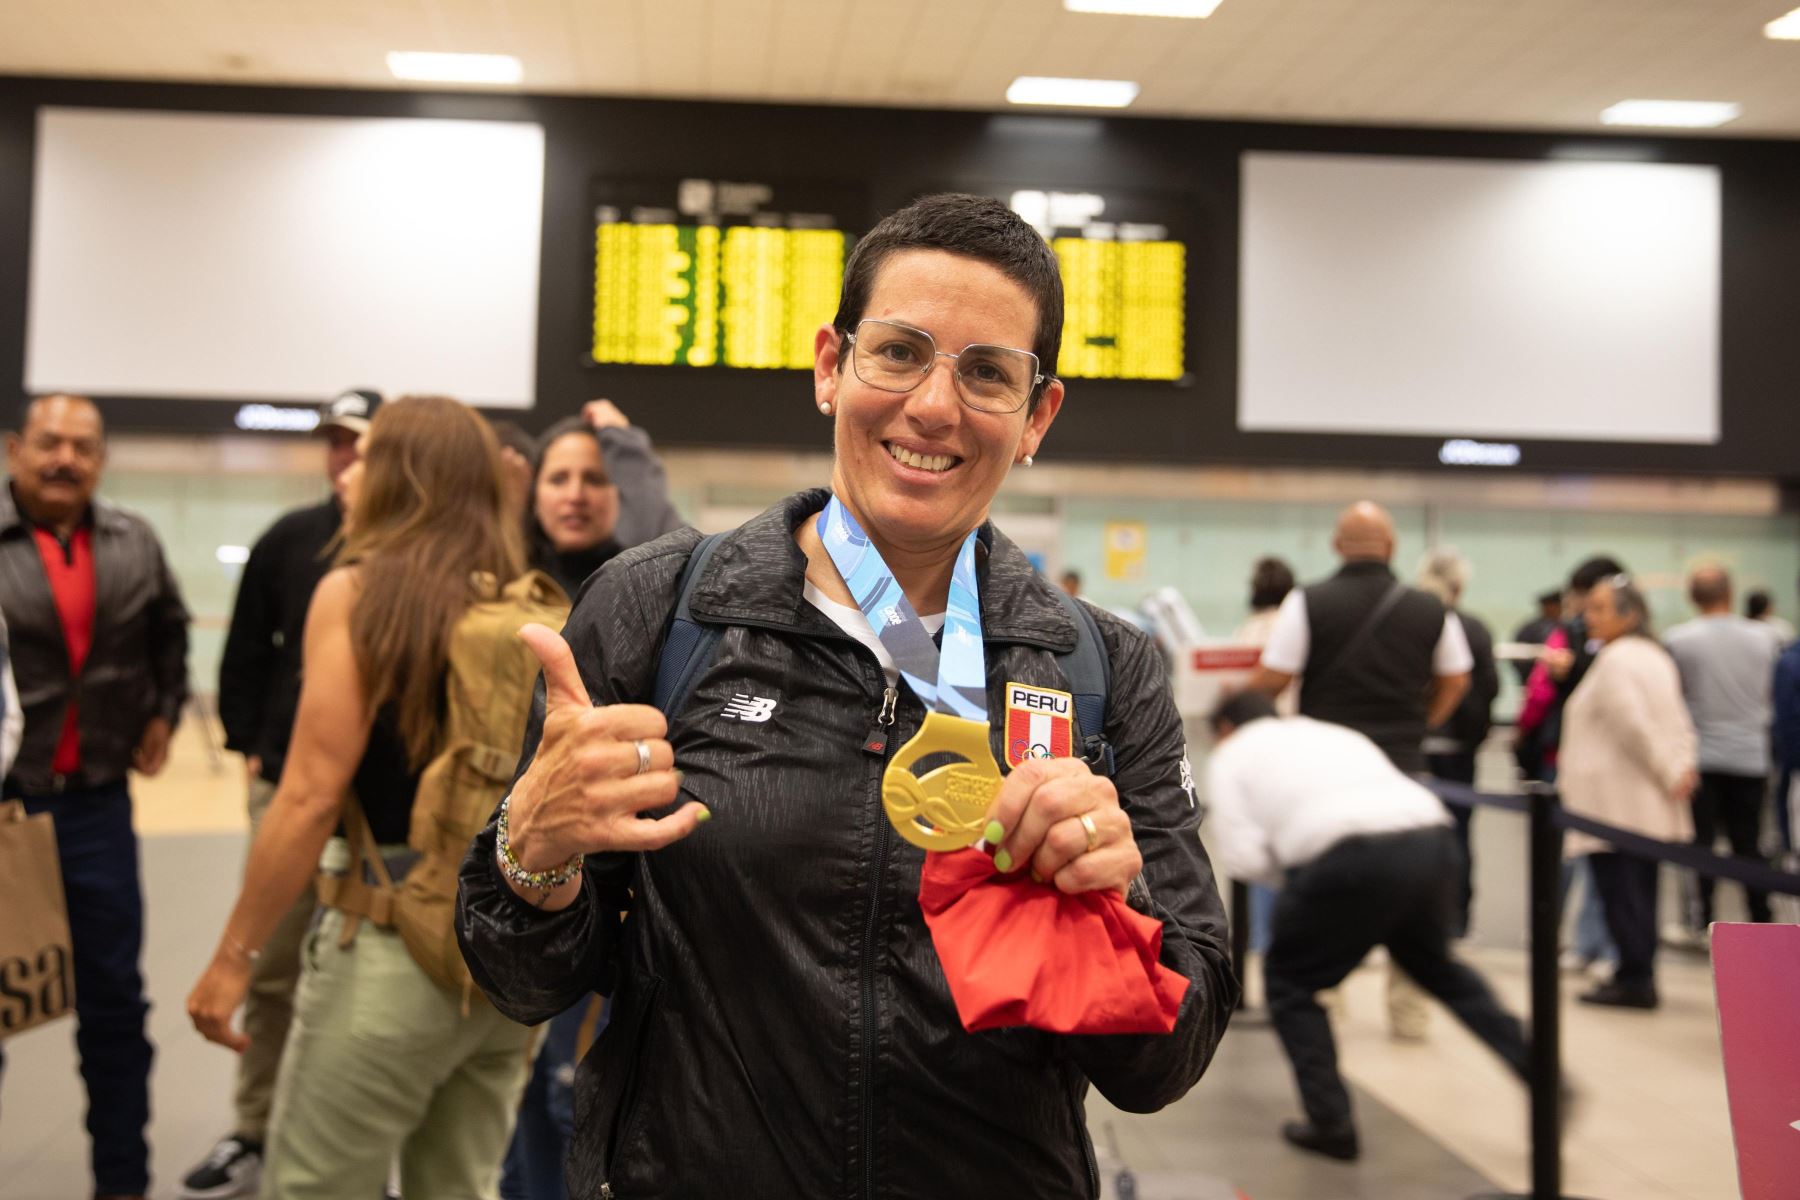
820, 495, 988, 723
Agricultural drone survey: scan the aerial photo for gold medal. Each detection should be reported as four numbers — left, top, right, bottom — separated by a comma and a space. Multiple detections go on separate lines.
881, 711, 1003, 850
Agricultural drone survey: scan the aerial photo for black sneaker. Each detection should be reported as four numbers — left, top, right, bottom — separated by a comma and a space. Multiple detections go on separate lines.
178, 1134, 263, 1199
1578, 980, 1659, 1010
1281, 1119, 1360, 1161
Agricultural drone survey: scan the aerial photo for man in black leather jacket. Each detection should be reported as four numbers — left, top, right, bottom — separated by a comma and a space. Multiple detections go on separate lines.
0, 394, 189, 1200
458, 493, 1236, 1200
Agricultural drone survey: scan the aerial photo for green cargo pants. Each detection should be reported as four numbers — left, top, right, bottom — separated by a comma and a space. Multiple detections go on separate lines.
261, 900, 532, 1198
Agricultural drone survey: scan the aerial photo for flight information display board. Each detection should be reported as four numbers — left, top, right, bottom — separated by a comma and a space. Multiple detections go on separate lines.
1007, 188, 1188, 382
590, 179, 858, 370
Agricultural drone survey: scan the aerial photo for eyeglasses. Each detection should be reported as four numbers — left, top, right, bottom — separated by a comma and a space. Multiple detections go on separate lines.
842, 319, 1044, 414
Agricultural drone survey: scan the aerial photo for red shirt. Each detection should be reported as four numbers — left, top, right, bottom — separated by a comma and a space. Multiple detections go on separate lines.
32, 525, 96, 775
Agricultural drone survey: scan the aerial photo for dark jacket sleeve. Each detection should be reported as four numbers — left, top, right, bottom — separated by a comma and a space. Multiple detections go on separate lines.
146, 532, 191, 729
1775, 645, 1800, 777
1058, 611, 1238, 1113
601, 425, 685, 551
457, 530, 701, 1025
1469, 614, 1500, 740
217, 526, 280, 754
1438, 612, 1498, 748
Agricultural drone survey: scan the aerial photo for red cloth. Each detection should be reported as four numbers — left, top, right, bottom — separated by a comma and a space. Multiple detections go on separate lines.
919, 848, 1189, 1035
32, 525, 95, 775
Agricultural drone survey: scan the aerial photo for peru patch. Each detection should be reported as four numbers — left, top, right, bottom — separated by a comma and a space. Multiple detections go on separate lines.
1004, 682, 1074, 768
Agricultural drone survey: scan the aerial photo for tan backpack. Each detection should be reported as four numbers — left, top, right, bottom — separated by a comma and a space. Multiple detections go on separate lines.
319, 571, 570, 1013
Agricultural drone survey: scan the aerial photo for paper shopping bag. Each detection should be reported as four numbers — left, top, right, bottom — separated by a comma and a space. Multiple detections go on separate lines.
0, 800, 76, 1039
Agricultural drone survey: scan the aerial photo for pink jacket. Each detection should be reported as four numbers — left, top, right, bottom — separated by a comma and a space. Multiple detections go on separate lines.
1515, 626, 1568, 749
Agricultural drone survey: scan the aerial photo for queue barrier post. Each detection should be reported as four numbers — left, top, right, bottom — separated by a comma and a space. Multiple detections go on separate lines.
1470, 782, 1594, 1200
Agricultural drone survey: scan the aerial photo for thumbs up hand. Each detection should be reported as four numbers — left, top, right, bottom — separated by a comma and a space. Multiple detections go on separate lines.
500, 624, 707, 904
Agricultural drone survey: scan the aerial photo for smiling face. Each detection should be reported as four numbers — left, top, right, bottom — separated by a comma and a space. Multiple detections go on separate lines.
815, 249, 1063, 562
534, 430, 619, 553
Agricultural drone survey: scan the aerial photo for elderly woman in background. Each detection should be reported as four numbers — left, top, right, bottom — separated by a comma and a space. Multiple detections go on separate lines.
1559, 574, 1697, 1010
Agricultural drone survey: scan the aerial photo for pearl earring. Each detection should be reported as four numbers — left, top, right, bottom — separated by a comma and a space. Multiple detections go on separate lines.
819, 401, 833, 415
1022, 454, 1034, 467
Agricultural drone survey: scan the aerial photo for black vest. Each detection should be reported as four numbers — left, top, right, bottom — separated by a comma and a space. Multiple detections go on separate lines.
1298, 561, 1447, 774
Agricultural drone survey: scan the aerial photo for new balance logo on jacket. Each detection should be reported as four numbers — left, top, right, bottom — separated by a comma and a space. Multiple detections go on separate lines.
721, 694, 778, 723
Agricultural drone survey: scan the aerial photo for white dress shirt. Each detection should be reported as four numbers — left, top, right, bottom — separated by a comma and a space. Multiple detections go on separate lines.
1204, 716, 1450, 886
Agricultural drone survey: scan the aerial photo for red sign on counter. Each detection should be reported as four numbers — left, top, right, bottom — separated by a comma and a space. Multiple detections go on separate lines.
1191, 647, 1264, 672
1712, 922, 1800, 1198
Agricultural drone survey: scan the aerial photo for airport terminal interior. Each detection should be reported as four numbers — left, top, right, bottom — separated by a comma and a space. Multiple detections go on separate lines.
3, 3, 1800, 1199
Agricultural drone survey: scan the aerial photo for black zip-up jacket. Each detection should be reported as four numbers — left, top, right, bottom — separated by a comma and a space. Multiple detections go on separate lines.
0, 486, 190, 793
217, 499, 340, 784
458, 490, 1236, 1200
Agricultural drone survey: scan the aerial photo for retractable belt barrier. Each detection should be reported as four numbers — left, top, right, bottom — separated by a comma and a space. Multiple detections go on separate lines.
1426, 779, 1800, 897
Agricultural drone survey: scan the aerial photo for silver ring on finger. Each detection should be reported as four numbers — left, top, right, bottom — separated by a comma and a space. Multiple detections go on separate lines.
633, 739, 653, 776
1079, 812, 1101, 855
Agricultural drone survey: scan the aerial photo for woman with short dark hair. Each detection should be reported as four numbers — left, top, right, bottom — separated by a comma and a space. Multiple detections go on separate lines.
457, 193, 1235, 1198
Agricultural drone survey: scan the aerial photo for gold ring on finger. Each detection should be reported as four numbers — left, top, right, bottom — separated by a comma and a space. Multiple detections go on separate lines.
1079, 812, 1100, 854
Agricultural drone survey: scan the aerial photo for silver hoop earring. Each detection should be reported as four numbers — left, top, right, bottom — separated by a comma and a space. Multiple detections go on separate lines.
1022, 454, 1034, 468
819, 401, 833, 415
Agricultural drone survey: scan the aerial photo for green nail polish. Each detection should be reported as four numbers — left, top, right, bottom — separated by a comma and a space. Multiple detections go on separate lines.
983, 820, 1005, 845
695, 805, 712, 824
994, 848, 1013, 873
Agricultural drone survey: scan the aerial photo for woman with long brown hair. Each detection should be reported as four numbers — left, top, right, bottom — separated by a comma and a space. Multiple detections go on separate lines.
188, 395, 543, 1197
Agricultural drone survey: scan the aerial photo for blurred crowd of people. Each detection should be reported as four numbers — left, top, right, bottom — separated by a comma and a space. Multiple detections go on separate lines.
1210, 500, 1793, 1157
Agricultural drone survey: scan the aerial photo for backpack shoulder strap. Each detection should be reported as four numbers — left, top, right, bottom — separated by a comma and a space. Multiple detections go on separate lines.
314, 790, 395, 941
650, 532, 730, 719
1050, 589, 1116, 778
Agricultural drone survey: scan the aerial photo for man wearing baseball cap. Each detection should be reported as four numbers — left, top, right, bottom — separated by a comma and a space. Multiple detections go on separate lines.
177, 388, 379, 1199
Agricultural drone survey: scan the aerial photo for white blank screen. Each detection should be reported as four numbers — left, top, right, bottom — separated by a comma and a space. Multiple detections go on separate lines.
26, 108, 545, 409
1239, 152, 1720, 444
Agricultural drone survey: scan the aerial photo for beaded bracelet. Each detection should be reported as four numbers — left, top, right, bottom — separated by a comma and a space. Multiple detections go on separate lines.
495, 793, 584, 892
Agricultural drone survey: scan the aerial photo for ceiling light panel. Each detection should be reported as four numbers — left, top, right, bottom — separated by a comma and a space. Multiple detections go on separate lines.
386, 52, 523, 85
1006, 76, 1141, 108
1598, 100, 1742, 129
1766, 7, 1800, 38
1064, 0, 1225, 16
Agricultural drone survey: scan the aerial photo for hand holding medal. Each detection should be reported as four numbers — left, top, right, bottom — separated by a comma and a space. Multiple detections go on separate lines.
820, 496, 1140, 896
981, 757, 1140, 898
